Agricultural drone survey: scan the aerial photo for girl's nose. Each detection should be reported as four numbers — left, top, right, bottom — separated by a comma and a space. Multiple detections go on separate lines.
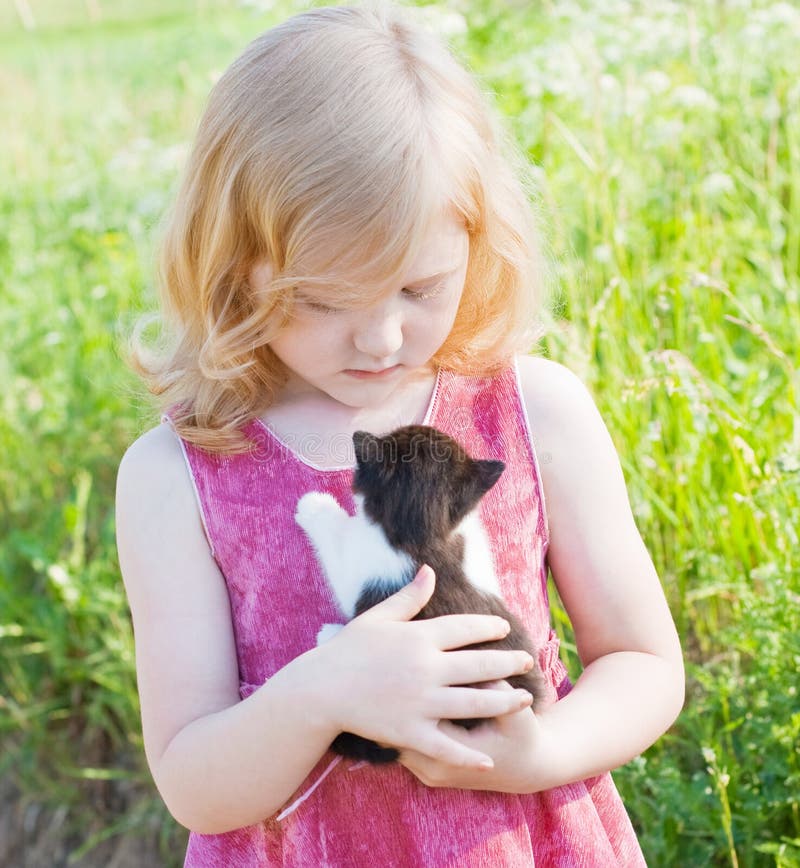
353, 306, 404, 359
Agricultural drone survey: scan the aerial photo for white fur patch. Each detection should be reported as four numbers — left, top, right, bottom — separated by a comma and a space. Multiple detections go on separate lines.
317, 623, 344, 644
456, 509, 501, 596
296, 492, 415, 619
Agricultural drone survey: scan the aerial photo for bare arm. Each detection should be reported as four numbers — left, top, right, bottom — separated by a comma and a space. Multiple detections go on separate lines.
116, 425, 535, 833
521, 356, 685, 787
399, 357, 684, 791
116, 426, 342, 832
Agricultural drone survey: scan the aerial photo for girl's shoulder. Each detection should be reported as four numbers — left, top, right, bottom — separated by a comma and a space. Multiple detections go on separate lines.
514, 353, 635, 556
514, 353, 627, 501
117, 422, 188, 497
116, 422, 204, 560
514, 354, 618, 485
514, 355, 600, 440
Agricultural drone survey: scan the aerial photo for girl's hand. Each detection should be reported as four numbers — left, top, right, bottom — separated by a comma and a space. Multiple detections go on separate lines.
398, 681, 550, 793
313, 566, 536, 771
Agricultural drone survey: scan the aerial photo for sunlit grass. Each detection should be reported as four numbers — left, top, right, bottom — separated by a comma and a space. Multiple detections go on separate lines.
1, 1, 798, 864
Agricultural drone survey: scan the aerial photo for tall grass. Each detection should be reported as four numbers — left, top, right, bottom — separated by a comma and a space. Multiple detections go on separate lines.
1, 1, 798, 864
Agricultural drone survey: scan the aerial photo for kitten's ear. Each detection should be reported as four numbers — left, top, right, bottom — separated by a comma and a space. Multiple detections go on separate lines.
353, 430, 380, 465
474, 459, 505, 495
448, 459, 506, 527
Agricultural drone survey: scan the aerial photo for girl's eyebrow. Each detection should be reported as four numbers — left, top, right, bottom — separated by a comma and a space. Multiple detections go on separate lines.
404, 267, 459, 287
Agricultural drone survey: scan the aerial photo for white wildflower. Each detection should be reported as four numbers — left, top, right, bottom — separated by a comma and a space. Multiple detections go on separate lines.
642, 70, 671, 94
593, 244, 613, 263
671, 85, 718, 112
759, 2, 800, 28
409, 6, 467, 37
600, 73, 619, 93
701, 172, 735, 198
47, 563, 79, 607
239, 0, 276, 12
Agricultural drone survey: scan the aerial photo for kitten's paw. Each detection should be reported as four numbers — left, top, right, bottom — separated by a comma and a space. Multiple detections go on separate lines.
295, 492, 344, 530
317, 623, 345, 645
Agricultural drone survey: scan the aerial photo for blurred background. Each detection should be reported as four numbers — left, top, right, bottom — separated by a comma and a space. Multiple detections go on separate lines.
1, 0, 798, 864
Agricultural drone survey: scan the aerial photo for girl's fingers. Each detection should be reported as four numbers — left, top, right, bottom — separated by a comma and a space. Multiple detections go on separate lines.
411, 728, 494, 770
357, 565, 436, 623
424, 613, 512, 650
433, 686, 533, 720
443, 649, 534, 685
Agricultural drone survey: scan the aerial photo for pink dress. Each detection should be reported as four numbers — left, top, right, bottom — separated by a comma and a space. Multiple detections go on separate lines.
169, 363, 647, 867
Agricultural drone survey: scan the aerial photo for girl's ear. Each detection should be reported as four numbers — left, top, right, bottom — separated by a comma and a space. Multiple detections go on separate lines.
249, 259, 274, 288
353, 430, 380, 465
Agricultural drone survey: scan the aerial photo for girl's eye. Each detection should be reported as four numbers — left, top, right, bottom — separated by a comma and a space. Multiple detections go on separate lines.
297, 297, 341, 315
402, 282, 445, 301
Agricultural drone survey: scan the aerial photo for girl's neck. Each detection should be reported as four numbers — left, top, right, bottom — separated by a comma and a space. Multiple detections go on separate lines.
261, 367, 439, 469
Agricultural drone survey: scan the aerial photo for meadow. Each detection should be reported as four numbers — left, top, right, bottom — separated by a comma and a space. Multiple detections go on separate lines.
1, 0, 798, 864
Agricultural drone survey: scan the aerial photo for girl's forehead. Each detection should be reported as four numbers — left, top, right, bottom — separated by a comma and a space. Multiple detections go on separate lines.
419, 210, 470, 252
254, 207, 470, 298
363, 224, 468, 295
397, 215, 468, 276
355, 209, 469, 283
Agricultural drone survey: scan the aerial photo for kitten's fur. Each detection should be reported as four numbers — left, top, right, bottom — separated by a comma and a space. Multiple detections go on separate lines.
295, 424, 545, 764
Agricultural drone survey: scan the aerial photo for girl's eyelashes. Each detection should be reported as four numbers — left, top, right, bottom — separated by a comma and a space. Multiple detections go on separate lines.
402, 282, 446, 301
295, 295, 342, 315
296, 282, 446, 313
304, 300, 338, 314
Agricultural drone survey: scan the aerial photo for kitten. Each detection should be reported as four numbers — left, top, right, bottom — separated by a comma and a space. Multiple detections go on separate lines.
295, 424, 545, 764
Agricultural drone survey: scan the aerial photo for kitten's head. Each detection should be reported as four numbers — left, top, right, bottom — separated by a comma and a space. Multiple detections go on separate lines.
352, 425, 504, 547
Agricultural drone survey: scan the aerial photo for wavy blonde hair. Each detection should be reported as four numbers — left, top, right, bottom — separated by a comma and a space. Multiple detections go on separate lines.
129, 1, 550, 452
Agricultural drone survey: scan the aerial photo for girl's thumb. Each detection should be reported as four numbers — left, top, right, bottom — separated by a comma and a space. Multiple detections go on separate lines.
360, 565, 435, 622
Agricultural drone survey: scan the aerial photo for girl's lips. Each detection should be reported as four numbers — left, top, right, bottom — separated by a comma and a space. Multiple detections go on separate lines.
343, 365, 402, 380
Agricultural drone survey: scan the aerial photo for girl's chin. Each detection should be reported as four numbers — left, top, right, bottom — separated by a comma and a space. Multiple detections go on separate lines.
282, 364, 434, 409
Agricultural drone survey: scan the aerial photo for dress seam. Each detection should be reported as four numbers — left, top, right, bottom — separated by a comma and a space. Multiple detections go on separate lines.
250, 368, 444, 473
422, 365, 444, 427
512, 357, 551, 552
161, 415, 216, 558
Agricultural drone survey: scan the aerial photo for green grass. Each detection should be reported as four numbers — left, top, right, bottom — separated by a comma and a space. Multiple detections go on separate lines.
1, 1, 799, 864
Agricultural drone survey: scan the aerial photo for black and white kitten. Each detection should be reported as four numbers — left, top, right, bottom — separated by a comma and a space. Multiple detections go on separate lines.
295, 424, 545, 764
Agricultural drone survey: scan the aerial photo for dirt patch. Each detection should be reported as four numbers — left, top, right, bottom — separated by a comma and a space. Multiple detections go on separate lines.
0, 775, 187, 867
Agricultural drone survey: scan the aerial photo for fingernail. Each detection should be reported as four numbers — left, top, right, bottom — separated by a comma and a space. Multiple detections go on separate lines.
517, 690, 533, 707
479, 758, 494, 770
523, 655, 534, 671
415, 565, 433, 584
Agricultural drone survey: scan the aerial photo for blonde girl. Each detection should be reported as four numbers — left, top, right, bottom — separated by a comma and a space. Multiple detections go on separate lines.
116, 3, 684, 865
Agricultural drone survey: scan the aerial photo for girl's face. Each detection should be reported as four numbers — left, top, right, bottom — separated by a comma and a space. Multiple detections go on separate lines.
259, 211, 470, 409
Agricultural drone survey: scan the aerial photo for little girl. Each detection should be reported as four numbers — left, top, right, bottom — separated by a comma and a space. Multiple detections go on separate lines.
116, 3, 684, 865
